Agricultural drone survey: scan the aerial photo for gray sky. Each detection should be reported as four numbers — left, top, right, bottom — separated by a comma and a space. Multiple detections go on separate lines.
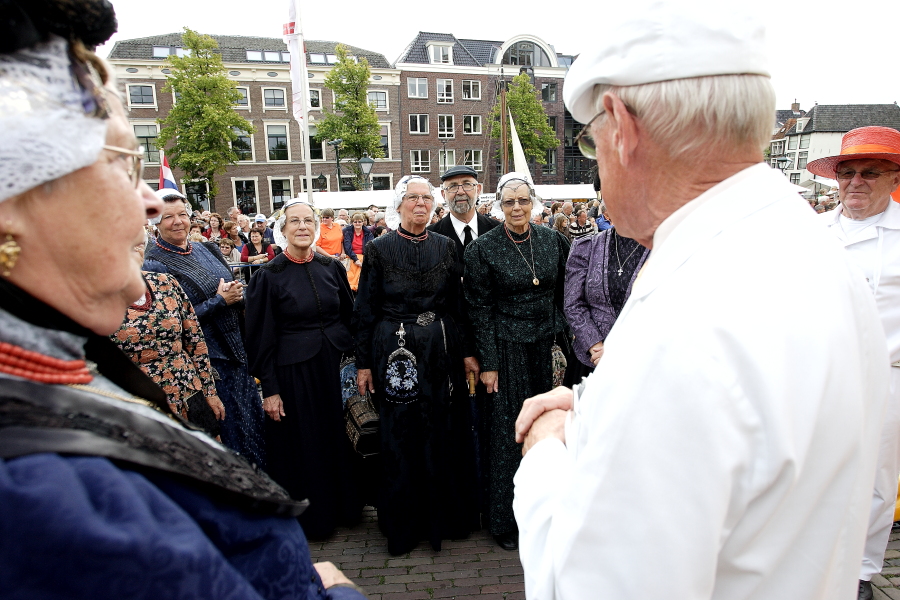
99, 0, 898, 112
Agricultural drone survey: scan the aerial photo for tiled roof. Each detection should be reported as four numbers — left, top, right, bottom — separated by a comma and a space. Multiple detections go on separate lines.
394, 32, 482, 67
107, 34, 391, 68
458, 38, 503, 65
774, 108, 804, 128
786, 104, 900, 135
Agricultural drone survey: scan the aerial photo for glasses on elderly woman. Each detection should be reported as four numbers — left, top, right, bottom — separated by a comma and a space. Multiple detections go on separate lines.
103, 145, 145, 188
403, 194, 434, 203
501, 198, 533, 208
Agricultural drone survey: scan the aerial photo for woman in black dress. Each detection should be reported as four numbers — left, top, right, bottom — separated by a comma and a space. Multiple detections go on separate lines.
245, 199, 362, 539
355, 175, 475, 555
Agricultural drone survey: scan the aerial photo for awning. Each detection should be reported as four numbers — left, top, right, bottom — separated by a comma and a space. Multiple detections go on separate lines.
534, 184, 597, 201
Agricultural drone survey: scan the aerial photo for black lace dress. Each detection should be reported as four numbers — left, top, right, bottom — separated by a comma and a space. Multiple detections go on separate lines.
354, 228, 475, 555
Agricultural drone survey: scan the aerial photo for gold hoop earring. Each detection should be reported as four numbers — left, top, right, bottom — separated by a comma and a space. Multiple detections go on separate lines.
0, 234, 21, 276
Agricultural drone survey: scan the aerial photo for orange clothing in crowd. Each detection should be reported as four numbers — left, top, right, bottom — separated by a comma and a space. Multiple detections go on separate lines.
317, 223, 344, 256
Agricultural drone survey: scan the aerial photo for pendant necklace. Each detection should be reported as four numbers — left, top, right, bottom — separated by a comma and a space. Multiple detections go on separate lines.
506, 225, 539, 285
613, 230, 641, 276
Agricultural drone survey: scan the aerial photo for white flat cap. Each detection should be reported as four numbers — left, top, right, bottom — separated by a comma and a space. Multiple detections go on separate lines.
563, 1, 770, 124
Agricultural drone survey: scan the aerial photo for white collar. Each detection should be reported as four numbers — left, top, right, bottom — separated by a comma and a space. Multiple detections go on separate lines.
449, 211, 478, 240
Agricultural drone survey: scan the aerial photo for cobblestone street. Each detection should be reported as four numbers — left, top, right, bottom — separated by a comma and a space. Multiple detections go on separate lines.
309, 508, 524, 600
872, 527, 900, 599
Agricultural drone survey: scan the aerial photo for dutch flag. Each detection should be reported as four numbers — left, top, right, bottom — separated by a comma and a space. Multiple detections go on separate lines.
158, 150, 179, 191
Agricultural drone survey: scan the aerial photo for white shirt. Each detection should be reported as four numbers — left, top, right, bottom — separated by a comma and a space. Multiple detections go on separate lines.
514, 164, 889, 600
823, 202, 900, 363
449, 211, 478, 246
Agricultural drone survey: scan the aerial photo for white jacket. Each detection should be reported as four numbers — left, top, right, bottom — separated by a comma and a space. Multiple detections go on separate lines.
514, 164, 889, 600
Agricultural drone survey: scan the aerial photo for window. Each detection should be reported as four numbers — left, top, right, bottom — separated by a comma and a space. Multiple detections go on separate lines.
340, 176, 355, 192
411, 150, 430, 173
234, 87, 249, 108
464, 150, 483, 172
408, 78, 427, 98
541, 82, 557, 102
246, 51, 263, 61
186, 182, 209, 211
263, 88, 286, 108
437, 79, 453, 103
463, 115, 482, 135
429, 44, 452, 64
300, 175, 328, 192
379, 124, 390, 159
771, 140, 784, 155
145, 181, 160, 191
367, 90, 387, 110
153, 46, 170, 58
267, 125, 289, 161
438, 115, 454, 138
309, 89, 320, 108
409, 114, 429, 134
785, 153, 795, 170
234, 180, 257, 215
133, 125, 159, 163
264, 51, 281, 62
542, 149, 557, 175
232, 128, 253, 161
439, 149, 456, 173
372, 176, 391, 191
788, 137, 798, 150
799, 134, 811, 149
270, 179, 291, 210
309, 53, 326, 64
307, 125, 323, 160
462, 80, 481, 100
128, 85, 155, 106
790, 173, 800, 185
326, 54, 339, 64
502, 41, 553, 67
797, 151, 808, 169
548, 116, 557, 132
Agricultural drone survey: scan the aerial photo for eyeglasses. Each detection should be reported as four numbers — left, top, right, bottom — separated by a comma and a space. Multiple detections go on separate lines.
103, 145, 145, 188
574, 102, 638, 160
501, 198, 533, 208
403, 194, 434, 203
443, 182, 477, 192
835, 168, 900, 181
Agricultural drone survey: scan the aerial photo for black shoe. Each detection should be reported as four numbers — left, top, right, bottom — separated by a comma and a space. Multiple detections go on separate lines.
493, 532, 518, 551
858, 580, 873, 600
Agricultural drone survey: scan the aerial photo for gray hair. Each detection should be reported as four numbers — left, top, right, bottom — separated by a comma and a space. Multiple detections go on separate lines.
591, 74, 775, 158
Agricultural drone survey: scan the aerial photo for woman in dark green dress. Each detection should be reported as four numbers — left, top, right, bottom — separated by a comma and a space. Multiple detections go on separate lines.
463, 173, 570, 550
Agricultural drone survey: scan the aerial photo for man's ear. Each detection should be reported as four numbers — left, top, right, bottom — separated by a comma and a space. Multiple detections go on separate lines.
602, 92, 639, 168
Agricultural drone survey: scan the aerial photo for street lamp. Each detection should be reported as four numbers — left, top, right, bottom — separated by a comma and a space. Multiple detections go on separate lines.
774, 156, 791, 174
316, 173, 327, 191
327, 138, 343, 191
358, 152, 375, 191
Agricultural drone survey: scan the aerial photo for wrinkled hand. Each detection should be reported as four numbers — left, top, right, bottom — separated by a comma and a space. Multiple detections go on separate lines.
357, 368, 374, 395
313, 561, 354, 588
589, 342, 604, 366
217, 279, 243, 305
522, 409, 567, 456
515, 386, 573, 444
481, 370, 499, 394
263, 394, 285, 421
205, 395, 226, 420
463, 356, 481, 381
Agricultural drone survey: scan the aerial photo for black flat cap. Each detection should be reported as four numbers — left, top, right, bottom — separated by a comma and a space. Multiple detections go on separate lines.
440, 165, 479, 181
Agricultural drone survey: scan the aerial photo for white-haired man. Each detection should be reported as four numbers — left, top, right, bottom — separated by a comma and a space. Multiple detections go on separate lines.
512, 5, 889, 600
809, 127, 900, 600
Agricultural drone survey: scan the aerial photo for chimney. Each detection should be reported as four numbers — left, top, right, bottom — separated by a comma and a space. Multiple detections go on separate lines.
791, 100, 800, 112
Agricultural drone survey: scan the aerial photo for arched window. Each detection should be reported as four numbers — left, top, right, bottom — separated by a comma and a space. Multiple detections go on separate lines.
502, 41, 552, 67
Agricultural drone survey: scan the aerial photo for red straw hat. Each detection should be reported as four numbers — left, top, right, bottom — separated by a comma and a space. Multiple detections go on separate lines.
807, 126, 900, 177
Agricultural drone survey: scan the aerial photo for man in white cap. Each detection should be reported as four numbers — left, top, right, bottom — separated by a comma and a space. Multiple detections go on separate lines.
511, 4, 890, 600
809, 126, 900, 600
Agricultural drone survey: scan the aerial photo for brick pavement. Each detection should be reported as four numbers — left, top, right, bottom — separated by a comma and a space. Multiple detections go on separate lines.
873, 527, 900, 600
309, 507, 524, 600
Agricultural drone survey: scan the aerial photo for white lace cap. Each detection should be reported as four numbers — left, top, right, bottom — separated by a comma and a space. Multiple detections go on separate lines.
493, 172, 542, 220
387, 175, 437, 230
0, 36, 108, 203
274, 198, 320, 249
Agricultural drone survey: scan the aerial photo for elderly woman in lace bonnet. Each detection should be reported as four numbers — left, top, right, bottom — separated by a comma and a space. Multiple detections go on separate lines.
0, 0, 367, 597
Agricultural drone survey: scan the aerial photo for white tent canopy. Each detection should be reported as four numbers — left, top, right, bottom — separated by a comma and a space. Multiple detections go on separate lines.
534, 184, 597, 201
306, 190, 395, 211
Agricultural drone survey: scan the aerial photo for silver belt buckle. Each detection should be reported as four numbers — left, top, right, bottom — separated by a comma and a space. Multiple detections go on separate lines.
416, 312, 435, 327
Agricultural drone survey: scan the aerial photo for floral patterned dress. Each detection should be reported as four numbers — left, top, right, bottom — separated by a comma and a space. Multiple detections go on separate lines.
111, 272, 217, 419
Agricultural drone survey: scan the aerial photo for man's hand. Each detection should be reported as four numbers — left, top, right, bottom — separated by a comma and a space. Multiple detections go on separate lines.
481, 370, 499, 393
313, 561, 354, 588
522, 409, 568, 456
589, 341, 604, 366
263, 394, 285, 421
357, 368, 374, 395
515, 386, 574, 443
463, 356, 481, 381
205, 395, 226, 420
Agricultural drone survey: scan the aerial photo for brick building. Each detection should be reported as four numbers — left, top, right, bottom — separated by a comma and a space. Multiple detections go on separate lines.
107, 34, 402, 215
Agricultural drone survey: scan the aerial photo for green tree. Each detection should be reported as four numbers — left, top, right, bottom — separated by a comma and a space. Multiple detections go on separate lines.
489, 73, 560, 165
314, 44, 383, 190
157, 28, 254, 207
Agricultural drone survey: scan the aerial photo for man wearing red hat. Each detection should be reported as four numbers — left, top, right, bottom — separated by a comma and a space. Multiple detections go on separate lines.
809, 126, 900, 600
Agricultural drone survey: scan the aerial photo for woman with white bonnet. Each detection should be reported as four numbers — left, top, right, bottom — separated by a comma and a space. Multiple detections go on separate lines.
0, 0, 367, 596
354, 175, 476, 555
245, 198, 362, 539
463, 172, 571, 551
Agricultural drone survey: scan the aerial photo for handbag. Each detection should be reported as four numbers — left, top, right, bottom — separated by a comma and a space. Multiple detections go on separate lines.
551, 343, 568, 389
340, 355, 380, 457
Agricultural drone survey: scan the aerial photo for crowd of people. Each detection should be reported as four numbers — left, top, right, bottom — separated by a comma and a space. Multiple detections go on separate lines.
2, 2, 900, 600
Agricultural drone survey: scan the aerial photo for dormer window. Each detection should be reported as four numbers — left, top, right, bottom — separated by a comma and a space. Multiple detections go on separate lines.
427, 43, 453, 65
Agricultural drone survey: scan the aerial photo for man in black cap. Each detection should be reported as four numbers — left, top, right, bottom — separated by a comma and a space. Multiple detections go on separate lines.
428, 165, 498, 279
